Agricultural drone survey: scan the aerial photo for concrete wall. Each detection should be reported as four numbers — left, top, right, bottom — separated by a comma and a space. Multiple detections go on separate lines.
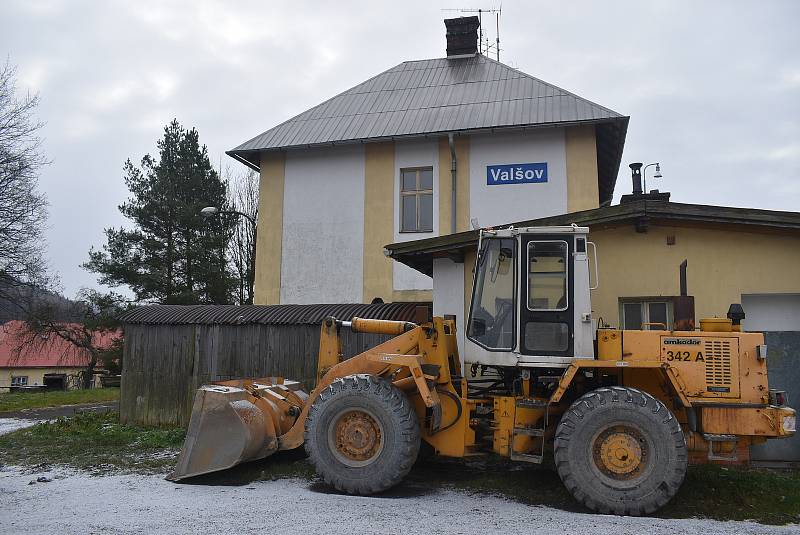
751, 332, 800, 462
469, 130, 568, 228
565, 125, 600, 212
253, 125, 601, 305
588, 224, 800, 325
254, 152, 285, 305
280, 146, 365, 304
433, 258, 466, 359
392, 140, 438, 292
362, 142, 396, 303
741, 294, 800, 331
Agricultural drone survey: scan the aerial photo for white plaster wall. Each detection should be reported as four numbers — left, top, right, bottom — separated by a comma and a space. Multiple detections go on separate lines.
741, 294, 800, 331
433, 258, 466, 360
392, 140, 438, 291
469, 129, 568, 228
280, 146, 365, 304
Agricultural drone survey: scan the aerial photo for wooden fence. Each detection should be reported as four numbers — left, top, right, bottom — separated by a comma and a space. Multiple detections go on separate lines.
120, 323, 392, 427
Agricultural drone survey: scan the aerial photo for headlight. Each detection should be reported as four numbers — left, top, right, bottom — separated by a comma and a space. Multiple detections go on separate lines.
784, 415, 796, 433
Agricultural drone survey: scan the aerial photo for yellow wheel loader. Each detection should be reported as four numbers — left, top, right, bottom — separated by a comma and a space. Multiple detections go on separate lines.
168, 225, 796, 516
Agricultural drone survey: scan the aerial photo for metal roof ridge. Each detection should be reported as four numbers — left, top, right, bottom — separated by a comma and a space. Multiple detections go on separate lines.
479, 56, 625, 119
269, 94, 621, 126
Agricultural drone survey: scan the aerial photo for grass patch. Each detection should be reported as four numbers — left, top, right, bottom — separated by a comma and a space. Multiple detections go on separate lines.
0, 411, 184, 474
662, 464, 800, 525
0, 388, 120, 412
405, 457, 800, 525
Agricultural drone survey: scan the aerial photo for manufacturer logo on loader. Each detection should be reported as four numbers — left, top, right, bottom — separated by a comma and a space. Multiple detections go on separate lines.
663, 338, 701, 345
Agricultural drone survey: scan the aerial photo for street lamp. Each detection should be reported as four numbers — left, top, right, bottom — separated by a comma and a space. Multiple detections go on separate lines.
200, 206, 257, 304
642, 163, 662, 193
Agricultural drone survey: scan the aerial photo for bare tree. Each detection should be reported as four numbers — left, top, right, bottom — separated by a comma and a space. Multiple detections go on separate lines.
0, 59, 49, 305
17, 290, 126, 389
226, 168, 259, 305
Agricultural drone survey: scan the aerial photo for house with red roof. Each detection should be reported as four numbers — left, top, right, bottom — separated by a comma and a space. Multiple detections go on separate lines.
0, 320, 120, 390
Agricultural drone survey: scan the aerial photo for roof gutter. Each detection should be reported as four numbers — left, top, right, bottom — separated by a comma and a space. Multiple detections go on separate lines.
225, 150, 261, 173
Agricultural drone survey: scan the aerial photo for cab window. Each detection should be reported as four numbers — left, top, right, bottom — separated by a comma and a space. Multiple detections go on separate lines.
467, 238, 515, 350
527, 241, 568, 311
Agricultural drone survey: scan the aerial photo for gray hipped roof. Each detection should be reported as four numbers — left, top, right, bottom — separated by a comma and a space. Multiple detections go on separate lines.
228, 55, 628, 202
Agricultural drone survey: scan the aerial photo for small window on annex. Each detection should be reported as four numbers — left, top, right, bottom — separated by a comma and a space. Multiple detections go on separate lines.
400, 167, 433, 233
11, 376, 28, 387
620, 299, 672, 330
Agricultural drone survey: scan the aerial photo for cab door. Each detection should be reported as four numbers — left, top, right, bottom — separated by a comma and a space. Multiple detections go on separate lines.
518, 236, 574, 357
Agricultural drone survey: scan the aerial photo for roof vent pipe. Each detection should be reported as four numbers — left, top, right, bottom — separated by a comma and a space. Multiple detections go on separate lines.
629, 162, 643, 195
444, 17, 480, 58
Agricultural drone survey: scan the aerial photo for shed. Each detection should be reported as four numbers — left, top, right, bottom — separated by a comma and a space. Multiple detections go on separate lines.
118, 302, 430, 427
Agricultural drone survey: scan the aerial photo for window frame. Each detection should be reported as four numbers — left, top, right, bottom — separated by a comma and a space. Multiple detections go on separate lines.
466, 237, 517, 352
526, 240, 569, 312
11, 376, 29, 387
399, 166, 434, 233
619, 298, 673, 330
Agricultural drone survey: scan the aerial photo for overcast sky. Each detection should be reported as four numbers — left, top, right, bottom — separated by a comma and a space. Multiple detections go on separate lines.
2, 0, 798, 297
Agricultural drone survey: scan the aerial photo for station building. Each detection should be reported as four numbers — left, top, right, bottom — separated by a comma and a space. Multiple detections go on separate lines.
228, 17, 627, 306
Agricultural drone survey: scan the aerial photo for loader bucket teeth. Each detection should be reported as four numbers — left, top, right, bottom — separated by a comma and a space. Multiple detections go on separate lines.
166, 385, 278, 481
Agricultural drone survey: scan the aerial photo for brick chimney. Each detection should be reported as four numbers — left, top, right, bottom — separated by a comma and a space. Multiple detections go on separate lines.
444, 17, 480, 58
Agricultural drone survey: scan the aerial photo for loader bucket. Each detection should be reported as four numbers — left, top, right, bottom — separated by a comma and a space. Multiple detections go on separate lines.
166, 384, 280, 481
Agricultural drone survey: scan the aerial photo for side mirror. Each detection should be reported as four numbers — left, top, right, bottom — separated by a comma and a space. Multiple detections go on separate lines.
470, 318, 486, 337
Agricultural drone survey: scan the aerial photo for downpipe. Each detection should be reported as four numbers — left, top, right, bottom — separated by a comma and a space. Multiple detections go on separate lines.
449, 133, 457, 234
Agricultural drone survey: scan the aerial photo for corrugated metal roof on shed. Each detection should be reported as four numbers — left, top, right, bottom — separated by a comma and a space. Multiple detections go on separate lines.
118, 302, 430, 326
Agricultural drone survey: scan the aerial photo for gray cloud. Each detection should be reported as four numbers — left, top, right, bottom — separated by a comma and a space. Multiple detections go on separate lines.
2, 0, 798, 297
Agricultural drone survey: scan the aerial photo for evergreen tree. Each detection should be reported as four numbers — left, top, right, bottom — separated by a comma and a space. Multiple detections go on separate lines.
85, 119, 235, 304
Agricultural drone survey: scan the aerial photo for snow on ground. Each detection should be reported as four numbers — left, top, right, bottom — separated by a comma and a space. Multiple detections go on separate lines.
0, 418, 36, 436
0, 466, 795, 535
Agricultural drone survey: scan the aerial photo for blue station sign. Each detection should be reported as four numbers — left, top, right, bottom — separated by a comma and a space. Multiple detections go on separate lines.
486, 162, 548, 185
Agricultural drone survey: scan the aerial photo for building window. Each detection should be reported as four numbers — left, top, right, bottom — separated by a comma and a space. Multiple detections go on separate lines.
400, 167, 433, 233
620, 299, 672, 330
11, 376, 28, 387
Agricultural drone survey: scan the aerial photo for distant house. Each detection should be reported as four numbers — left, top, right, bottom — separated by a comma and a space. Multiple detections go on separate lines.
0, 320, 120, 391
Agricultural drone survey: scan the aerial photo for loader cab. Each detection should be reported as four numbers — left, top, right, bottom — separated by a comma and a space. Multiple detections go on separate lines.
466, 226, 596, 369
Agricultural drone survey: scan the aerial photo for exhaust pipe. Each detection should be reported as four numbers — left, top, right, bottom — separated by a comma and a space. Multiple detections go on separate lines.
673, 259, 695, 331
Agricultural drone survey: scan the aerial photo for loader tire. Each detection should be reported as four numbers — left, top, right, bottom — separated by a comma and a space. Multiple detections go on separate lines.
304, 374, 420, 495
554, 387, 687, 516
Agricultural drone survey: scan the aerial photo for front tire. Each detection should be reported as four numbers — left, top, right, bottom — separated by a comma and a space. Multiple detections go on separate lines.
554, 387, 687, 516
304, 374, 420, 495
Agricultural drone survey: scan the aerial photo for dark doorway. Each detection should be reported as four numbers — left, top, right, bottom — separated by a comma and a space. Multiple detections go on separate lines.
43, 374, 66, 391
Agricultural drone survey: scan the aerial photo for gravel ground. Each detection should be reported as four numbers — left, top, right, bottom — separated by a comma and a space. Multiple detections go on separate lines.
0, 418, 36, 436
0, 465, 795, 535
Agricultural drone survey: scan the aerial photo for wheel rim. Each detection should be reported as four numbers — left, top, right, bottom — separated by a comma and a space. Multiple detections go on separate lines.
591, 424, 650, 482
328, 407, 385, 467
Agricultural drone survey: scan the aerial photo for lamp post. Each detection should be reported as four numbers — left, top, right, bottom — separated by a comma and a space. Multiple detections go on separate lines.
641, 162, 662, 194
201, 206, 257, 304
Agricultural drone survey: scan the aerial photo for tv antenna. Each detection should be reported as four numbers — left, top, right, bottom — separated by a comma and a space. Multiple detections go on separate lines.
442, 6, 502, 61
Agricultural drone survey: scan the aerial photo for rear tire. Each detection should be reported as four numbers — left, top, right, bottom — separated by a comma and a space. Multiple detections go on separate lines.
554, 387, 687, 516
304, 374, 420, 495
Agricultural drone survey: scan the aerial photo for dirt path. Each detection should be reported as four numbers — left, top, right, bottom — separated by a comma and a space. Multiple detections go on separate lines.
0, 466, 794, 535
